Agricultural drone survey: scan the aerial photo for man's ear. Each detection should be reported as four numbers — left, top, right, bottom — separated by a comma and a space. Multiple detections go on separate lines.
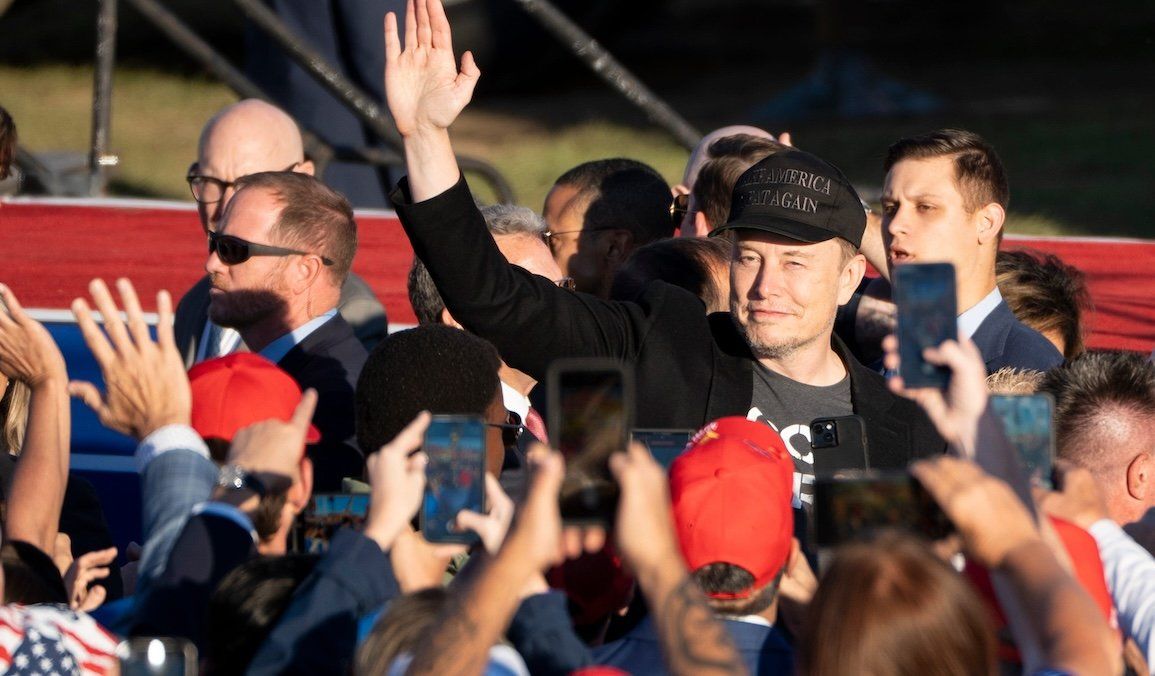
1127, 452, 1152, 501
692, 210, 712, 238
439, 307, 463, 329
289, 456, 314, 513
976, 202, 1005, 245
837, 253, 867, 306
297, 159, 316, 177
604, 229, 634, 264
292, 254, 324, 294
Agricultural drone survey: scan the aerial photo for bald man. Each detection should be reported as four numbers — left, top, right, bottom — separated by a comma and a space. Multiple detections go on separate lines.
175, 99, 387, 366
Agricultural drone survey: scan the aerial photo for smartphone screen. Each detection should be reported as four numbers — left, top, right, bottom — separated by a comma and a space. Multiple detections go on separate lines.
810, 415, 869, 475
894, 263, 957, 389
632, 429, 694, 470
990, 394, 1056, 489
813, 471, 954, 547
422, 416, 486, 544
548, 359, 634, 524
292, 493, 370, 553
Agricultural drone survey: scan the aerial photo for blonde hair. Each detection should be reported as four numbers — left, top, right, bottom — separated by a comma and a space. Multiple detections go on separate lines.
0, 380, 30, 456
986, 367, 1044, 395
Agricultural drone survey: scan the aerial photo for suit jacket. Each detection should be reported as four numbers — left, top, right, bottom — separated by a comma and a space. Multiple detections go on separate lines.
972, 299, 1064, 373
278, 314, 368, 491
173, 271, 388, 368
393, 178, 946, 467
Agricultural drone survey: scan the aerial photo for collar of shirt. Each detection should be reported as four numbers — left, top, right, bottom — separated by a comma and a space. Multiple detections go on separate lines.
717, 613, 773, 627
957, 286, 1003, 340
501, 381, 531, 421
259, 309, 338, 364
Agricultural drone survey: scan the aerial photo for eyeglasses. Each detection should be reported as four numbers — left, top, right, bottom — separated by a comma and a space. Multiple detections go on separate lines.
543, 227, 621, 248
670, 192, 690, 226
208, 231, 334, 266
487, 412, 526, 447
186, 162, 300, 205
555, 277, 576, 290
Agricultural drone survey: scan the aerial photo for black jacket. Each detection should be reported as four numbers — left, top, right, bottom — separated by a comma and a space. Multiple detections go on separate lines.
393, 178, 945, 467
278, 314, 368, 491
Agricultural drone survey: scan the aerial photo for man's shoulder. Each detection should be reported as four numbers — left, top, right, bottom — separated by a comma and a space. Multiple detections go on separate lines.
279, 315, 368, 387
975, 301, 1063, 372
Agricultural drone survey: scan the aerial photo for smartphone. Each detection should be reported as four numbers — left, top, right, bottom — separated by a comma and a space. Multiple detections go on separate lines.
813, 470, 954, 547
421, 415, 487, 544
810, 415, 869, 475
893, 263, 957, 389
291, 493, 370, 553
547, 358, 634, 524
118, 637, 198, 676
632, 429, 694, 470
990, 394, 1056, 489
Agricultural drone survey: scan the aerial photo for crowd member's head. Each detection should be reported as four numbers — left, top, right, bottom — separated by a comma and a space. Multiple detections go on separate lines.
409, 204, 565, 326
986, 366, 1044, 395
355, 587, 448, 675
1, 540, 69, 605
188, 99, 314, 233
204, 554, 320, 675
206, 171, 356, 352
356, 325, 505, 476
542, 158, 672, 297
610, 237, 732, 314
799, 532, 996, 675
1039, 351, 1155, 525
670, 417, 795, 618
189, 354, 318, 551
0, 105, 16, 181
997, 249, 1090, 359
684, 134, 788, 237
881, 129, 1009, 312
709, 149, 866, 364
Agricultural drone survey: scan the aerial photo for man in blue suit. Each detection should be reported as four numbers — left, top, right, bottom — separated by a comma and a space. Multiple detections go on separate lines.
879, 129, 1063, 373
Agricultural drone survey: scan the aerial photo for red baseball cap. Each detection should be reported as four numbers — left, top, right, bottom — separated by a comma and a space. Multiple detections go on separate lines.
189, 353, 321, 444
670, 417, 794, 599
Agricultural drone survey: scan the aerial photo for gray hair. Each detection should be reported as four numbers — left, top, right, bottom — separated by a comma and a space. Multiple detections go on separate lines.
480, 203, 547, 237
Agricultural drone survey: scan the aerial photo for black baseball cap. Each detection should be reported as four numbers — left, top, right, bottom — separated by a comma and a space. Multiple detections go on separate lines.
710, 149, 866, 249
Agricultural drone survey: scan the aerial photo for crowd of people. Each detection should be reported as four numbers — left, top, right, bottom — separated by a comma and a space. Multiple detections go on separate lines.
0, 0, 1153, 673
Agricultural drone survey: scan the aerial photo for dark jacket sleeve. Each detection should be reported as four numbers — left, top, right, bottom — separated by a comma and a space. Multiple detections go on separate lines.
392, 177, 654, 380
130, 510, 257, 650
506, 591, 594, 675
245, 528, 400, 675
59, 474, 124, 600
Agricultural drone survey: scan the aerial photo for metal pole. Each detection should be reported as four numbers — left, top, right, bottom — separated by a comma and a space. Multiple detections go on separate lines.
510, 0, 701, 150
89, 0, 118, 196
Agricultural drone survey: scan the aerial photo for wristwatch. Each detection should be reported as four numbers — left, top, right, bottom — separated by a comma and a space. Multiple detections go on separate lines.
217, 464, 268, 497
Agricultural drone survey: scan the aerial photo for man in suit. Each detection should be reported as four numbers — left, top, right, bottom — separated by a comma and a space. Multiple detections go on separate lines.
384, 0, 945, 516
204, 170, 366, 490
176, 99, 386, 365
879, 129, 1063, 373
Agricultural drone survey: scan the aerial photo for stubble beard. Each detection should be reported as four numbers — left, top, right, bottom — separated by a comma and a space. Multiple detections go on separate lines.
208, 273, 288, 330
732, 311, 831, 362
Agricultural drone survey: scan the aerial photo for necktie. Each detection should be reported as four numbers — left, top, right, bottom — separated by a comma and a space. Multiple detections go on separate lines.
524, 407, 548, 444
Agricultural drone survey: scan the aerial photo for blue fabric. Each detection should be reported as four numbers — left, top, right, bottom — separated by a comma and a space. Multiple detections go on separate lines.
591, 616, 795, 676
507, 592, 593, 675
971, 299, 1064, 373
246, 528, 400, 675
135, 448, 217, 597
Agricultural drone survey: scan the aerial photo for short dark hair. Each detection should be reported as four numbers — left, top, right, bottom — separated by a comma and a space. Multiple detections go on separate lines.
356, 325, 501, 454
205, 554, 320, 676
610, 237, 731, 310
0, 105, 15, 181
996, 249, 1090, 359
1, 540, 69, 605
692, 562, 779, 616
884, 129, 1010, 212
408, 204, 545, 325
692, 134, 788, 230
554, 158, 673, 245
233, 171, 358, 283
1039, 351, 1155, 472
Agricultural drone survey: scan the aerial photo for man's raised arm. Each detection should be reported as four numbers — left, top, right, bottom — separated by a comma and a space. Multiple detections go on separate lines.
384, 0, 479, 201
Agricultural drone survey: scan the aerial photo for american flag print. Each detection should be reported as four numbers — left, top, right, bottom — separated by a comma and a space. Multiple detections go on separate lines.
0, 604, 118, 675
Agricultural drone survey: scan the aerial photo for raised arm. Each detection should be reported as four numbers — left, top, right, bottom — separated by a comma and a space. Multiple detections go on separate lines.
384, 0, 479, 201
0, 284, 70, 554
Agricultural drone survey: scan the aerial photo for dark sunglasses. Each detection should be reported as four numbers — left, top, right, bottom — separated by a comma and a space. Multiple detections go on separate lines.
208, 231, 334, 267
487, 411, 526, 447
670, 192, 690, 226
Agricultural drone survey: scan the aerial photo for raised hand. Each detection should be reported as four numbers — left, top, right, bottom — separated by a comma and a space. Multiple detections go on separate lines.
455, 473, 515, 555
69, 278, 190, 440
384, 0, 480, 138
609, 442, 681, 575
0, 284, 67, 388
226, 388, 317, 495
363, 411, 431, 551
64, 546, 118, 612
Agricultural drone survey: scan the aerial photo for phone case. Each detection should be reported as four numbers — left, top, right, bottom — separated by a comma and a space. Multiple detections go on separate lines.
810, 415, 869, 475
894, 263, 957, 389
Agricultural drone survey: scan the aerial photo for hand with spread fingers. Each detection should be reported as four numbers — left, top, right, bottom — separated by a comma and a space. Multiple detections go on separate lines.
883, 335, 989, 456
69, 278, 190, 440
0, 283, 67, 388
64, 546, 117, 612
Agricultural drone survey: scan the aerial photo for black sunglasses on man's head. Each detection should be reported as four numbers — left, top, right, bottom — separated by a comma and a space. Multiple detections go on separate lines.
208, 231, 334, 267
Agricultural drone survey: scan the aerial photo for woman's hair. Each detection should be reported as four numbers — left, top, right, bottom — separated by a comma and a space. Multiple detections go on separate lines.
355, 587, 448, 675
0, 380, 31, 456
799, 532, 996, 676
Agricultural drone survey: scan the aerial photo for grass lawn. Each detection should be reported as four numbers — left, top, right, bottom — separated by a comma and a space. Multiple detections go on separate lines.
3, 60, 1152, 240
